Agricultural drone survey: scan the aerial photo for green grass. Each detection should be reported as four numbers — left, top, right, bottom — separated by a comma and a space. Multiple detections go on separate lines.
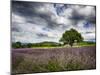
31, 42, 96, 49
32, 46, 63, 49
77, 42, 95, 47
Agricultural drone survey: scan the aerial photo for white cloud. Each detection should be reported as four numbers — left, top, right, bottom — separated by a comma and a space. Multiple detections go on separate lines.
78, 6, 95, 17
82, 32, 95, 41
12, 13, 25, 23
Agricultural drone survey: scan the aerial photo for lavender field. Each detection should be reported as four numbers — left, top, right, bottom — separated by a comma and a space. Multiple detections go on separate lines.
12, 46, 96, 74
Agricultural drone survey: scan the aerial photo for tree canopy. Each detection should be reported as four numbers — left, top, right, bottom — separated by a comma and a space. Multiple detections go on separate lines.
59, 28, 83, 46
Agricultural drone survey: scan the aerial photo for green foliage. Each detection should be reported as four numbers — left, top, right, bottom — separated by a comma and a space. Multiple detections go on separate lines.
46, 60, 61, 71
12, 42, 22, 48
60, 28, 83, 46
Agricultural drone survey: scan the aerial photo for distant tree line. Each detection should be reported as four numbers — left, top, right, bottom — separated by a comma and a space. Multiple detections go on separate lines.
12, 41, 62, 48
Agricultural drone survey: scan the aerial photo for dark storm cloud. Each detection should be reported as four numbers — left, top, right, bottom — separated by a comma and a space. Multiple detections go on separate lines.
69, 6, 96, 25
37, 33, 48, 37
69, 12, 96, 25
12, 1, 60, 29
12, 1, 39, 18
36, 33, 55, 38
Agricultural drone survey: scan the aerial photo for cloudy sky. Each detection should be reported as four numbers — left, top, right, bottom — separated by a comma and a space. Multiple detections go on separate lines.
11, 1, 96, 43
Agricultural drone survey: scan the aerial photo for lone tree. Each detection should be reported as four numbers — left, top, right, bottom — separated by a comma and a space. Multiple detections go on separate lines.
59, 28, 83, 47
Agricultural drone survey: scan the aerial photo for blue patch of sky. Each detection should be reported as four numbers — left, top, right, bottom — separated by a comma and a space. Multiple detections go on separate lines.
54, 4, 65, 15
83, 22, 92, 28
